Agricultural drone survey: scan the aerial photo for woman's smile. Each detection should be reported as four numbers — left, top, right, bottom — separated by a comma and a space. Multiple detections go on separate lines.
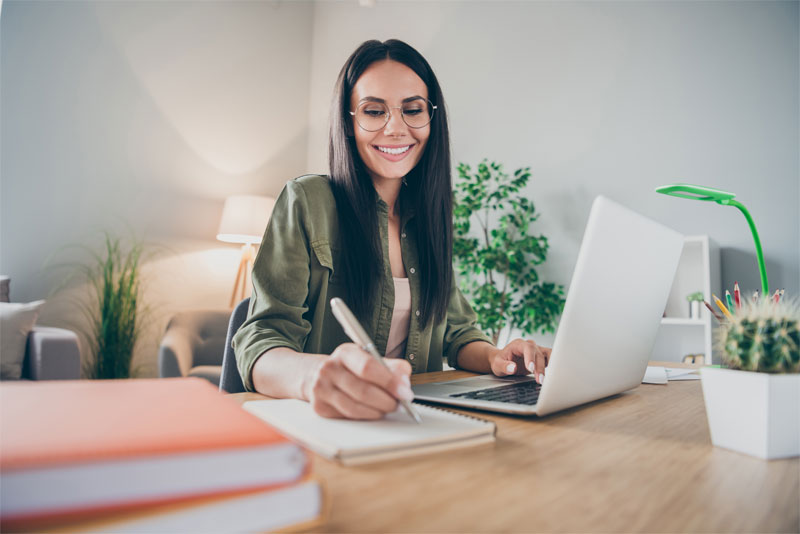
372, 143, 416, 161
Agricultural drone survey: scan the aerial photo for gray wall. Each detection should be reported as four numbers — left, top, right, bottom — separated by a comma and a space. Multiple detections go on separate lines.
2, 0, 798, 372
1, 0, 315, 374
307, 0, 800, 306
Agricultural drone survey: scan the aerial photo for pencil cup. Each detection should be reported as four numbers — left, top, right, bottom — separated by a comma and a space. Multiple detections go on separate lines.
689, 301, 701, 320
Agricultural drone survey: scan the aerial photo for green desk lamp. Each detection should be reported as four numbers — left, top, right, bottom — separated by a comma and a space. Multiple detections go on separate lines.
655, 183, 769, 296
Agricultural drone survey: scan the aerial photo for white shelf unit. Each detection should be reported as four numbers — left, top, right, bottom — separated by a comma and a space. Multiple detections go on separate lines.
651, 235, 721, 364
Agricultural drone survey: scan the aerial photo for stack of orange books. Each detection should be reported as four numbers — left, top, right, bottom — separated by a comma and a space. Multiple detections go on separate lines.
0, 378, 325, 532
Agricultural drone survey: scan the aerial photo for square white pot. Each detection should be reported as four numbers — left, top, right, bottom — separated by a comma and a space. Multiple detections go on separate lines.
701, 367, 800, 460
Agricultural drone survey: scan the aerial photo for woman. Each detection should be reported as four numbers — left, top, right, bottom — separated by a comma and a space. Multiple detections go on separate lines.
233, 39, 551, 420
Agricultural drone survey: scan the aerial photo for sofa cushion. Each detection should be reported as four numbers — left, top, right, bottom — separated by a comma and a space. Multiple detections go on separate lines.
1, 300, 45, 380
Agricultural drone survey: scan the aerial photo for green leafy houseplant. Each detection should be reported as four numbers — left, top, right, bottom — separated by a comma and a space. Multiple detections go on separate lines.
453, 159, 566, 345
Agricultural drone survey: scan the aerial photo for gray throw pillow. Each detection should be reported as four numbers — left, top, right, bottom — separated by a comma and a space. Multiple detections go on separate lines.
1, 300, 45, 380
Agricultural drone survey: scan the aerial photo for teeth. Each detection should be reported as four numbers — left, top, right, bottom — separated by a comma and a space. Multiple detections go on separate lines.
377, 145, 411, 155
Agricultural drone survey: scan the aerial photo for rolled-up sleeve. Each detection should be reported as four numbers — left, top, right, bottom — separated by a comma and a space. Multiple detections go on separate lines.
233, 181, 312, 391
443, 273, 493, 369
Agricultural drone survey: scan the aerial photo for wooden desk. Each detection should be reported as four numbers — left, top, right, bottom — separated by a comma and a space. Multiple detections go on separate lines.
232, 364, 799, 533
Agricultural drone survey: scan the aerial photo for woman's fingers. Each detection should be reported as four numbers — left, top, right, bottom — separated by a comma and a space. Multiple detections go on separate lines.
523, 341, 551, 384
309, 362, 387, 419
513, 339, 548, 384
311, 381, 384, 420
337, 344, 413, 400
307, 344, 413, 419
333, 365, 399, 413
489, 347, 520, 376
491, 340, 553, 383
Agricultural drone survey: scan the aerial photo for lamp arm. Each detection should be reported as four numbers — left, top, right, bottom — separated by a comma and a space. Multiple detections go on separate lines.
723, 199, 769, 296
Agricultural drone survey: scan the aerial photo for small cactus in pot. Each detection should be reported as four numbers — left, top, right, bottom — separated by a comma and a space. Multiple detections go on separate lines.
717, 297, 800, 373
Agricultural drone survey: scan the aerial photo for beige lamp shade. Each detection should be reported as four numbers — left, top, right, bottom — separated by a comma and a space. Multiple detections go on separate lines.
216, 195, 275, 244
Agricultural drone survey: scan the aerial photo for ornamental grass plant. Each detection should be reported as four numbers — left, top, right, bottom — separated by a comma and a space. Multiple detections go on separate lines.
49, 233, 151, 379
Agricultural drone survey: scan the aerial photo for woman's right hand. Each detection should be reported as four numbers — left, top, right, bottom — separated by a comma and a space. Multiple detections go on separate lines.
302, 343, 414, 419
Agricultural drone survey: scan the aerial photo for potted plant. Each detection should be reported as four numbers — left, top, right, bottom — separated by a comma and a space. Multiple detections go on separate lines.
452, 159, 565, 345
701, 297, 800, 459
686, 291, 704, 319
50, 234, 151, 379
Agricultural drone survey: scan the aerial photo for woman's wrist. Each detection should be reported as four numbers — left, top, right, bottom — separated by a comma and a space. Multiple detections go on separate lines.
299, 357, 324, 401
252, 348, 326, 401
455, 341, 499, 374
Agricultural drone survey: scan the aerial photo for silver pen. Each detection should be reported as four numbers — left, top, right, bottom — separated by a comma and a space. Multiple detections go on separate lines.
330, 297, 423, 424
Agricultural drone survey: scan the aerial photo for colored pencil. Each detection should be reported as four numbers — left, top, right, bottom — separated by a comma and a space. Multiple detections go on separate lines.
713, 294, 733, 320
725, 290, 734, 312
752, 290, 759, 303
703, 300, 723, 322
733, 282, 741, 309
773, 289, 780, 303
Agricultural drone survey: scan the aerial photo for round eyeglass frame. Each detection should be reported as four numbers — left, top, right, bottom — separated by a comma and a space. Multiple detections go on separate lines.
349, 99, 437, 132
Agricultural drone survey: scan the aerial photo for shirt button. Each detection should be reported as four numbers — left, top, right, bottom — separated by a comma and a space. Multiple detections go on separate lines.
415, 310, 420, 317
408, 353, 415, 361
409, 267, 416, 274
401, 232, 407, 238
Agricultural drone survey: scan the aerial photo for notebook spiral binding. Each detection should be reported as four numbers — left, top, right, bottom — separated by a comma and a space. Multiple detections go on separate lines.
411, 402, 497, 433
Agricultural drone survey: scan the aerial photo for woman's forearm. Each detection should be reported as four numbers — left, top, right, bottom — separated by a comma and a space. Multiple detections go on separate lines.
251, 347, 326, 400
455, 341, 498, 373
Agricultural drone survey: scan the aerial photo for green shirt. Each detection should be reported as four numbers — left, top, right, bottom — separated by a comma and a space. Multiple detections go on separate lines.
232, 174, 491, 391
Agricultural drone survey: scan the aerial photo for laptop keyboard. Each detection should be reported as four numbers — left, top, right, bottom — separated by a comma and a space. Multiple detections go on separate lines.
450, 380, 542, 405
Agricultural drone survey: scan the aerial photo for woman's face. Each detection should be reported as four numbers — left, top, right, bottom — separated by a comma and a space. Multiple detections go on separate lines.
350, 60, 430, 184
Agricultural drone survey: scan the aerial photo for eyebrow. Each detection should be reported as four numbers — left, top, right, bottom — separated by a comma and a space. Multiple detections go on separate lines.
358, 95, 426, 104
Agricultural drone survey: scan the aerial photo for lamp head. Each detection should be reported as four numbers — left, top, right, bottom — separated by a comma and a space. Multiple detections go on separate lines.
655, 183, 736, 205
216, 195, 276, 245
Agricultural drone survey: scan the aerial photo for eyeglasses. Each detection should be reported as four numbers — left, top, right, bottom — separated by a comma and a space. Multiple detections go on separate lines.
349, 98, 437, 132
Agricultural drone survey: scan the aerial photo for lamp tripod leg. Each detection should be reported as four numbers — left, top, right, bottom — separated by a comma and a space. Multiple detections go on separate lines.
229, 253, 248, 308
229, 243, 256, 308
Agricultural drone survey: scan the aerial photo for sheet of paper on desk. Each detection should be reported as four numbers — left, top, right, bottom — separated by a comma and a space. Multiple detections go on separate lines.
664, 367, 701, 380
643, 366, 668, 384
642, 366, 701, 384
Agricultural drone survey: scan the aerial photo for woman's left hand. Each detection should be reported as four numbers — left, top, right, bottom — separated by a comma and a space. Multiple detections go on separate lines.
488, 338, 552, 384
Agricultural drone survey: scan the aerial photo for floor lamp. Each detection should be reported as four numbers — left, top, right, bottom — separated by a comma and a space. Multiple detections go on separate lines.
217, 195, 275, 308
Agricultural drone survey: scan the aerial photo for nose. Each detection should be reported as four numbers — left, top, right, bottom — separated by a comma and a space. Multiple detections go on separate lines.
382, 107, 407, 136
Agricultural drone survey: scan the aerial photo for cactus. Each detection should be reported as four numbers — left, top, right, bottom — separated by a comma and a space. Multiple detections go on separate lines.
717, 296, 800, 373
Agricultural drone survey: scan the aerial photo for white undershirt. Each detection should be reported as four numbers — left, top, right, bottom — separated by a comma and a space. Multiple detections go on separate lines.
385, 277, 411, 359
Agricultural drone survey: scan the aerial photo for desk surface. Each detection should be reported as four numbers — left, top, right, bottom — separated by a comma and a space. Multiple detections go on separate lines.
232, 363, 799, 533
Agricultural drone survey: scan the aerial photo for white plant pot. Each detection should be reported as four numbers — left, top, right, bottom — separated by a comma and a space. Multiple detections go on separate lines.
701, 367, 800, 459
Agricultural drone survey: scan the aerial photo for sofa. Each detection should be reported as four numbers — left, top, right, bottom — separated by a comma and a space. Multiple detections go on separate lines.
1, 276, 81, 381
158, 309, 231, 386
22, 326, 81, 380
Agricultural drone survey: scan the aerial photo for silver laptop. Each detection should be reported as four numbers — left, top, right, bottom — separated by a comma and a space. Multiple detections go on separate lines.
412, 195, 684, 416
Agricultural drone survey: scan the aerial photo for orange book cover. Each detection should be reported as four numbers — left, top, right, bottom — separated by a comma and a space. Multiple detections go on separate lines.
0, 377, 308, 528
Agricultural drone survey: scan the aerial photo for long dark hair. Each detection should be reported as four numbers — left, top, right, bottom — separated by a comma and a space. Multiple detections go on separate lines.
328, 39, 452, 327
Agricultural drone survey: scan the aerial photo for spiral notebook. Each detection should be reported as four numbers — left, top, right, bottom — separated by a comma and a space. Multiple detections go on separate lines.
243, 400, 496, 465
